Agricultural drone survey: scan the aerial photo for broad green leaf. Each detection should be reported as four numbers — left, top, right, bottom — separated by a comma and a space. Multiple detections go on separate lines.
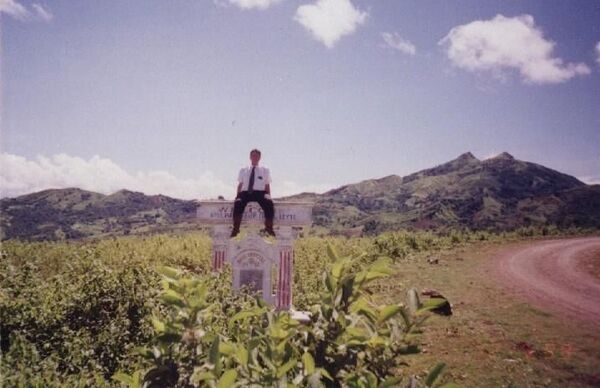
365, 371, 377, 387
380, 376, 403, 388
218, 369, 237, 388
188, 294, 208, 310
425, 362, 446, 387
276, 358, 298, 378
324, 273, 334, 292
302, 352, 315, 374
377, 305, 402, 324
345, 326, 368, 340
151, 317, 165, 333
331, 260, 346, 281
160, 289, 186, 307
317, 368, 333, 381
417, 298, 448, 314
157, 265, 180, 280
422, 298, 448, 308
219, 341, 235, 355
356, 267, 393, 284
131, 371, 141, 387
210, 336, 221, 375
229, 308, 264, 324
350, 298, 377, 321
267, 325, 289, 340
367, 335, 388, 347
399, 306, 411, 327
326, 243, 339, 262
112, 372, 132, 385
236, 347, 249, 367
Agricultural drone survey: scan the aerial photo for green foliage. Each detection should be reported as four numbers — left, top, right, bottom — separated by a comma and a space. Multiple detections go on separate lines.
114, 243, 448, 387
0, 232, 459, 387
0, 234, 211, 385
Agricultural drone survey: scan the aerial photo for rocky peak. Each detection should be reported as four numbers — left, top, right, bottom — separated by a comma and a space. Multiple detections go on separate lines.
457, 152, 479, 161
490, 152, 514, 161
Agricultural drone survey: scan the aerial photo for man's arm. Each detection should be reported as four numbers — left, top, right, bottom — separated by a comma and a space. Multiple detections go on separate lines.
236, 168, 243, 198
264, 168, 272, 197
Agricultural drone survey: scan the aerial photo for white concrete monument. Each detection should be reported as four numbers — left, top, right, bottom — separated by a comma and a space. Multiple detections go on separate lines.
196, 200, 313, 310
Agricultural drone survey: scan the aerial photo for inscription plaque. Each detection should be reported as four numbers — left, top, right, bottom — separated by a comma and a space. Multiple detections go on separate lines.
239, 270, 264, 293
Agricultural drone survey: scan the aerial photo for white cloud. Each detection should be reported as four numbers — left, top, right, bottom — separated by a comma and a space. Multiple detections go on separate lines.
0, 153, 332, 199
381, 32, 416, 55
0, 153, 232, 200
439, 14, 591, 84
579, 175, 600, 185
278, 180, 332, 196
31, 3, 52, 21
294, 0, 367, 48
0, 0, 28, 20
0, 0, 52, 22
216, 0, 282, 10
482, 151, 501, 160
595, 41, 600, 66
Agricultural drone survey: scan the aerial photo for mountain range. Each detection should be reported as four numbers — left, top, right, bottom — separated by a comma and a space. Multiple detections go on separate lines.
1, 152, 599, 241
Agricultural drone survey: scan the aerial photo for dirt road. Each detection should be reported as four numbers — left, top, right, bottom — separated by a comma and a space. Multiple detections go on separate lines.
493, 237, 600, 327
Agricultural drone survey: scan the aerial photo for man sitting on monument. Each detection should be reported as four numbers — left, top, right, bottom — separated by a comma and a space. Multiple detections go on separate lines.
231, 148, 275, 238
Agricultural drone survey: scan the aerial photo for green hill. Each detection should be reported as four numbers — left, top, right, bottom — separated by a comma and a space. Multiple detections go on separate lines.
0, 188, 197, 240
282, 152, 598, 234
1, 152, 599, 240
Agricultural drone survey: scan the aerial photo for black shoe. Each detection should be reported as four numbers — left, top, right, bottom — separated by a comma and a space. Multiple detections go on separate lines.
230, 229, 239, 238
259, 228, 275, 237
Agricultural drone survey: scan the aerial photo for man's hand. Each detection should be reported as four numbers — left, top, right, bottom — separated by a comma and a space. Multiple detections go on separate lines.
264, 194, 271, 200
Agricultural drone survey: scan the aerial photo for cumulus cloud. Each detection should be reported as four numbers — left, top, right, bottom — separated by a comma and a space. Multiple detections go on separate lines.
0, 153, 331, 199
0, 0, 28, 20
595, 41, 600, 66
0, 0, 52, 21
439, 14, 590, 84
0, 153, 232, 200
381, 32, 416, 55
294, 0, 367, 48
31, 3, 53, 21
579, 175, 600, 185
279, 180, 332, 196
219, 0, 282, 10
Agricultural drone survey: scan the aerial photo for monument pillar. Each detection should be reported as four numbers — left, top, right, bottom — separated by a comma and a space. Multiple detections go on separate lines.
196, 200, 312, 310
276, 226, 294, 310
211, 225, 229, 272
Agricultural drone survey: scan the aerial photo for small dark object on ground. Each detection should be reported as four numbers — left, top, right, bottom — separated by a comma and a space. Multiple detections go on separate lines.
422, 288, 453, 316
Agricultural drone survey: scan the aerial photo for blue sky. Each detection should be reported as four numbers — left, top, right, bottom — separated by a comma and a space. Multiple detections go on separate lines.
1, 0, 599, 199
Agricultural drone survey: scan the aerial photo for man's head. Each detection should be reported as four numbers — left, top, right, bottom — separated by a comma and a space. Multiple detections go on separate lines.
249, 149, 261, 166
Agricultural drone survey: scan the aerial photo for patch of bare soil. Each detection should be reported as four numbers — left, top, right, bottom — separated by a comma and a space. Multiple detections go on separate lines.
491, 237, 600, 327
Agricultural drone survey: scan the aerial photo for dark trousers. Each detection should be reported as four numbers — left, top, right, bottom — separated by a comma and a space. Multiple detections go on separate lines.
233, 190, 274, 220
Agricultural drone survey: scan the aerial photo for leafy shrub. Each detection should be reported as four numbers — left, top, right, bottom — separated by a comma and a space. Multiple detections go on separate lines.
114, 243, 450, 387
0, 234, 212, 385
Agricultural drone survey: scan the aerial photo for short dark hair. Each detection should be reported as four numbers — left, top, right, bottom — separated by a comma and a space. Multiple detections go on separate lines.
250, 149, 261, 156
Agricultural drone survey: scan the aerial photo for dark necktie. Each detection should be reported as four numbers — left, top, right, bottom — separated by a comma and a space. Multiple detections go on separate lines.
248, 166, 255, 193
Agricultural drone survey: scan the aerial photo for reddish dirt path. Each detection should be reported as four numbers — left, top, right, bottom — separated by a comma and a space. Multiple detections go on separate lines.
492, 237, 600, 327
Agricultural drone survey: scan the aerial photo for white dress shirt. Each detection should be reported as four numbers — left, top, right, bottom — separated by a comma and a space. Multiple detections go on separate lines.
238, 165, 271, 191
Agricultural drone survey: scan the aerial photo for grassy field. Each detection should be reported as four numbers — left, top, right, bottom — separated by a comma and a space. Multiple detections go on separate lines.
1, 228, 599, 386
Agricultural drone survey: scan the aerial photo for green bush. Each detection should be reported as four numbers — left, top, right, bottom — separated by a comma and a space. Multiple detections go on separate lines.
114, 243, 450, 387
